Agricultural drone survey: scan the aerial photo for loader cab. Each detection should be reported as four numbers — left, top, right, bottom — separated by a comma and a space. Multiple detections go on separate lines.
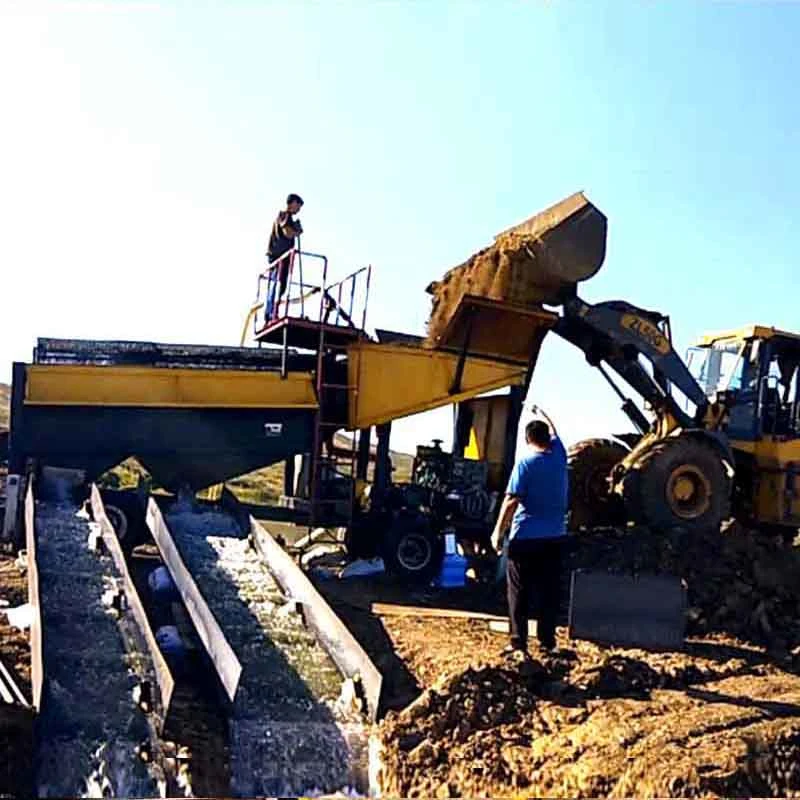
688, 326, 800, 444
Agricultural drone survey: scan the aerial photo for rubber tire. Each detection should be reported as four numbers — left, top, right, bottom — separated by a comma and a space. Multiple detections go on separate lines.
622, 436, 731, 533
568, 438, 628, 530
105, 504, 129, 542
381, 514, 444, 584
613, 432, 641, 450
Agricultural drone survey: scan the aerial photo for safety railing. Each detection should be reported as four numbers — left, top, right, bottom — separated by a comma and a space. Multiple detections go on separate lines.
253, 248, 372, 337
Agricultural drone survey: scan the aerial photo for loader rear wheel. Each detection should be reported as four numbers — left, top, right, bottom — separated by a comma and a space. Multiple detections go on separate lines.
623, 437, 731, 533
568, 439, 628, 530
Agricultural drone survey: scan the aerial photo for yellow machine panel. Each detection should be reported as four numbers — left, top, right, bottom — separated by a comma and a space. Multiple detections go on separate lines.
347, 342, 528, 429
463, 395, 512, 491
24, 364, 318, 409
732, 438, 800, 524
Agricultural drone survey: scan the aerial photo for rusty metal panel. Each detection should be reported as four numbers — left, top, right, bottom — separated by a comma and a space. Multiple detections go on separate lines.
90, 486, 174, 724
249, 517, 383, 721
568, 569, 686, 650
145, 498, 242, 702
347, 341, 528, 430
433, 296, 557, 364
24, 479, 43, 711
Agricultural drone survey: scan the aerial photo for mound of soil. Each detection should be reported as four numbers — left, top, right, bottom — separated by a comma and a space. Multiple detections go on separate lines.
377, 640, 800, 798
569, 521, 800, 653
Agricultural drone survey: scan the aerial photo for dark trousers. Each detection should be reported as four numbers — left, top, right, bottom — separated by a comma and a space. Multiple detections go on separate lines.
506, 537, 563, 649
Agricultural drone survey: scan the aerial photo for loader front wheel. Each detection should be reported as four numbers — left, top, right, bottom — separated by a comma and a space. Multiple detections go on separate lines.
623, 437, 731, 533
568, 439, 628, 531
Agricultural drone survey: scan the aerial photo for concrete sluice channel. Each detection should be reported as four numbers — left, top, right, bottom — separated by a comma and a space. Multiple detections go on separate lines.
164, 505, 370, 797
34, 500, 161, 797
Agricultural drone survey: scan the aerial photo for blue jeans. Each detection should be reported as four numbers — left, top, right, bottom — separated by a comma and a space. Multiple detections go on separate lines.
265, 261, 289, 323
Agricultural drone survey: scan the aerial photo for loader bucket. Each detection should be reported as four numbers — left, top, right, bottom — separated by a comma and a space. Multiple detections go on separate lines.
425, 191, 607, 359
495, 191, 608, 300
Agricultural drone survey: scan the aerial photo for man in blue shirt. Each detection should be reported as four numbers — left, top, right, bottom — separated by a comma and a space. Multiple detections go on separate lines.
491, 408, 568, 652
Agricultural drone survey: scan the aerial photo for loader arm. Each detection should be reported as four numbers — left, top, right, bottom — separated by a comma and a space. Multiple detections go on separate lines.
554, 296, 709, 433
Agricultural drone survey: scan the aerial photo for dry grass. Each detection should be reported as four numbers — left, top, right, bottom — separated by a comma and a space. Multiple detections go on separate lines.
0, 383, 9, 429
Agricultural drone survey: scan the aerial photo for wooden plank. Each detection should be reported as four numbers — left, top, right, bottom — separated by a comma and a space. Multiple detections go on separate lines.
24, 478, 42, 711
371, 603, 508, 622
249, 516, 384, 721
90, 485, 175, 725
145, 498, 242, 702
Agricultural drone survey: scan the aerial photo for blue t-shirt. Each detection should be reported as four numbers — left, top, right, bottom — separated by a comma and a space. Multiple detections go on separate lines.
507, 436, 568, 541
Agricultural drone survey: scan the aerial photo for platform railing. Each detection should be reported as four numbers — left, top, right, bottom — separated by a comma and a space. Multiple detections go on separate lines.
253, 248, 372, 338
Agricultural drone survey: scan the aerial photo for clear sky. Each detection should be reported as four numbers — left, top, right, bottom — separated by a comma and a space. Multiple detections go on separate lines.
2, 1, 799, 456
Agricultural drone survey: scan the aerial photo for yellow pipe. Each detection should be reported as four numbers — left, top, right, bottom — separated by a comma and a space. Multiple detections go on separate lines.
240, 302, 263, 347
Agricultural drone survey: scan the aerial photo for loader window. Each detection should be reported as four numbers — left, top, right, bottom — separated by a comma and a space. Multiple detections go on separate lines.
687, 342, 746, 396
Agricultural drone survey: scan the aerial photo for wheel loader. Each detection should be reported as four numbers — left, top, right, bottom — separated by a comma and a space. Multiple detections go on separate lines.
562, 304, 800, 539
425, 191, 800, 539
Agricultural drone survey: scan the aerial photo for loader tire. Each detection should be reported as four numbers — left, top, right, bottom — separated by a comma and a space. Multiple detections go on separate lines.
622, 437, 731, 533
613, 432, 641, 450
568, 439, 628, 531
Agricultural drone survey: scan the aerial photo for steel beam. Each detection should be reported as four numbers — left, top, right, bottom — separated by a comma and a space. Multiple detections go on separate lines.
24, 478, 43, 711
90, 485, 175, 725
247, 514, 383, 721
145, 498, 242, 702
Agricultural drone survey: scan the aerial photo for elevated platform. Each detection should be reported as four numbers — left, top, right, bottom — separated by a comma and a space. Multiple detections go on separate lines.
255, 317, 368, 351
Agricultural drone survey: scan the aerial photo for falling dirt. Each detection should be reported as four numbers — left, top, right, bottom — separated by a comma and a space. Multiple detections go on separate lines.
425, 192, 605, 345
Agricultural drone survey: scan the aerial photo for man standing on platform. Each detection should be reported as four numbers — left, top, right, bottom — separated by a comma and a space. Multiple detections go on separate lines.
491, 406, 568, 653
265, 193, 304, 322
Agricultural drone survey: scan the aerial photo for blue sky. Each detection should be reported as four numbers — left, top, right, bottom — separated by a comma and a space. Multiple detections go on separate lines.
2, 1, 799, 454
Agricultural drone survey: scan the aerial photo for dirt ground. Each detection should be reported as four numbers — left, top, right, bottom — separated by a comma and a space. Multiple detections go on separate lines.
311, 520, 800, 798
0, 551, 34, 798
374, 626, 800, 798
0, 552, 31, 698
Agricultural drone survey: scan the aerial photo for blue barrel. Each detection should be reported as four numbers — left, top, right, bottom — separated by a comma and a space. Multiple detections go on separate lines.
436, 531, 467, 588
148, 566, 180, 602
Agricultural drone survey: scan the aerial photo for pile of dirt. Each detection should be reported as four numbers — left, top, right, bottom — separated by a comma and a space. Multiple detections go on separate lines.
425, 192, 606, 345
0, 553, 30, 697
377, 640, 800, 798
569, 521, 800, 652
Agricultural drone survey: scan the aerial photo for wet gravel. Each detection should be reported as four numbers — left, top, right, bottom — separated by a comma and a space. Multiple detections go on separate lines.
34, 502, 160, 797
165, 506, 369, 796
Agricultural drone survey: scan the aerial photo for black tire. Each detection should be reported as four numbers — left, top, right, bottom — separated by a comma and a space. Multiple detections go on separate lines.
568, 438, 628, 530
613, 432, 641, 450
622, 436, 731, 533
105, 505, 129, 542
381, 513, 443, 583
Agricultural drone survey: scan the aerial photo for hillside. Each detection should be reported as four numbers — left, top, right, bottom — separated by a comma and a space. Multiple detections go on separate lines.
0, 383, 8, 429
